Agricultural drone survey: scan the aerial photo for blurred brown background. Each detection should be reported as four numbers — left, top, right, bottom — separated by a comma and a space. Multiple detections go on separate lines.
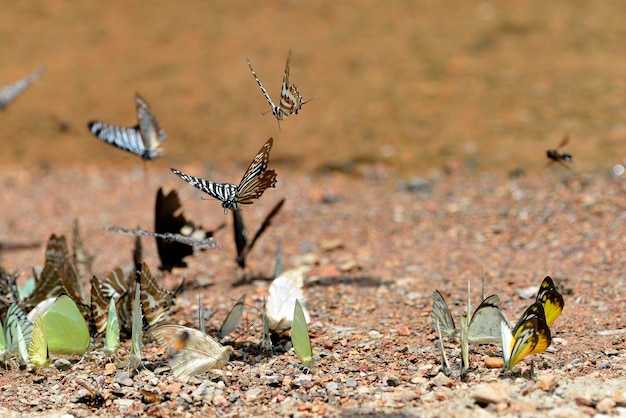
1, 1, 626, 176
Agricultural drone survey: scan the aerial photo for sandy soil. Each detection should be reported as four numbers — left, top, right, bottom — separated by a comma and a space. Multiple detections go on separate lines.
1, 1, 626, 417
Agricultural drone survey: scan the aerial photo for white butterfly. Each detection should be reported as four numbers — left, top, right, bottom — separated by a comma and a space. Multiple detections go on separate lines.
0, 66, 45, 109
266, 269, 310, 332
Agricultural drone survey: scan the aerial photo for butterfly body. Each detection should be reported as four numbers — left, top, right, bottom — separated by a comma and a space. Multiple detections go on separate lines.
546, 135, 572, 168
171, 138, 277, 212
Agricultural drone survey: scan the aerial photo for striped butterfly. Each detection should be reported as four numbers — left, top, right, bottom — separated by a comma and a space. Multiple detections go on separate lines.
87, 93, 166, 160
233, 198, 285, 269
0, 66, 46, 109
501, 302, 552, 370
247, 50, 309, 129
171, 137, 278, 212
137, 262, 182, 328
430, 290, 458, 337
536, 276, 564, 326
4, 303, 33, 363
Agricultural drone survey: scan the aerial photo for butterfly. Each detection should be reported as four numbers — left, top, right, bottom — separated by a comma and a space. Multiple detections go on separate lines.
260, 297, 272, 351
266, 269, 310, 332
501, 302, 552, 370
27, 314, 50, 368
233, 198, 285, 269
434, 318, 451, 374
29, 294, 90, 355
105, 226, 218, 251
104, 297, 120, 358
216, 294, 246, 339
546, 135, 572, 168
155, 188, 224, 271
128, 283, 143, 369
152, 324, 234, 381
430, 291, 458, 337
90, 267, 134, 333
171, 138, 277, 213
0, 65, 46, 109
535, 276, 564, 327
247, 51, 309, 129
137, 262, 182, 328
3, 303, 33, 363
87, 93, 166, 160
291, 299, 314, 368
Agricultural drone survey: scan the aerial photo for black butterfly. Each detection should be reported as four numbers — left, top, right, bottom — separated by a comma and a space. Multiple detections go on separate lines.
171, 137, 277, 212
233, 198, 285, 269
546, 135, 572, 168
87, 93, 166, 160
155, 188, 224, 271
0, 66, 45, 109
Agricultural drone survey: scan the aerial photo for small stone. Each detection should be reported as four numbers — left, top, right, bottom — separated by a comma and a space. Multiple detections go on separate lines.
245, 388, 262, 400
213, 395, 228, 407
397, 325, 411, 336
536, 374, 557, 392
120, 378, 134, 387
325, 382, 339, 392
321, 239, 344, 252
431, 372, 450, 387
345, 378, 357, 388
53, 358, 72, 370
596, 398, 616, 413
472, 382, 510, 405
484, 357, 504, 369
103, 363, 117, 376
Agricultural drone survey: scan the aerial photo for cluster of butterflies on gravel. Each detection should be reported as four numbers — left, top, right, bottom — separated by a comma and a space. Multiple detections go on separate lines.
0, 51, 316, 377
431, 276, 564, 375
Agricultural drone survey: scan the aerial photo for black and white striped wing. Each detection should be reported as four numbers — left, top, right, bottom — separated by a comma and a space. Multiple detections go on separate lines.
279, 50, 307, 118
87, 121, 148, 157
171, 168, 238, 209
0, 66, 46, 109
135, 93, 166, 160
247, 58, 281, 119
235, 137, 277, 206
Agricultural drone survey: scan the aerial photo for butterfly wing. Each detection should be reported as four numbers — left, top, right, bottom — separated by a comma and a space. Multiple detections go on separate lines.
504, 302, 552, 369
235, 138, 278, 207
138, 262, 180, 327
266, 269, 310, 331
292, 299, 313, 368
28, 314, 49, 368
232, 209, 248, 268
279, 50, 307, 118
260, 298, 272, 351
247, 58, 281, 118
467, 294, 507, 344
135, 93, 166, 160
536, 276, 564, 326
129, 283, 142, 368
217, 294, 246, 339
0, 65, 45, 109
88, 121, 147, 157
41, 294, 90, 355
5, 303, 33, 354
431, 291, 457, 337
90, 275, 110, 335
104, 296, 120, 357
171, 168, 238, 209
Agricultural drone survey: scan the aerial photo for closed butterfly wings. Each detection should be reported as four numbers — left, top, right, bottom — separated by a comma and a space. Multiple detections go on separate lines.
431, 291, 457, 337
0, 66, 46, 109
138, 262, 181, 328
247, 50, 309, 129
266, 269, 310, 332
536, 276, 564, 326
88, 93, 166, 160
501, 302, 552, 369
171, 138, 277, 212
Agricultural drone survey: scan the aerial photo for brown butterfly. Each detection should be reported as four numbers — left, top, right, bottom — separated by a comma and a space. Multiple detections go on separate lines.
137, 262, 182, 328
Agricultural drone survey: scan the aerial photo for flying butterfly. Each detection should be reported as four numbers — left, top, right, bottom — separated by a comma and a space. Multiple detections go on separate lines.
28, 314, 50, 368
501, 302, 552, 370
152, 324, 234, 381
247, 50, 309, 130
172, 138, 277, 213
233, 198, 285, 269
87, 93, 166, 160
137, 262, 182, 328
546, 135, 572, 168
291, 299, 314, 368
155, 188, 224, 271
266, 269, 310, 332
535, 276, 564, 327
216, 294, 246, 339
0, 65, 46, 109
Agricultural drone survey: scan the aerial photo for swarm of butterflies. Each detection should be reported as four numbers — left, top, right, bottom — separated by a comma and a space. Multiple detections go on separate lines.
0, 51, 316, 377
431, 276, 565, 374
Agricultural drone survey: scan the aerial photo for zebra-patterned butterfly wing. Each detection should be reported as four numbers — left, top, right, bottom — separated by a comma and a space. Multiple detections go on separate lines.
87, 93, 166, 160
105, 226, 218, 251
0, 66, 46, 109
137, 262, 182, 328
247, 51, 308, 129
171, 137, 277, 212
233, 198, 285, 269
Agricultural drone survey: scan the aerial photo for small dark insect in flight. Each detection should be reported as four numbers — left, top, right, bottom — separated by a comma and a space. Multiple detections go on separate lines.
546, 135, 572, 168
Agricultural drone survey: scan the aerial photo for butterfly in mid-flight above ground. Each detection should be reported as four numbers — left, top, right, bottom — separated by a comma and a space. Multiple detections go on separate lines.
247, 50, 310, 130
546, 135, 572, 168
0, 66, 46, 110
171, 138, 277, 212
87, 93, 166, 160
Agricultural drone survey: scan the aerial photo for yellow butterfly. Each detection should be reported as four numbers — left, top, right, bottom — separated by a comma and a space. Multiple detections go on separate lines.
501, 302, 552, 369
28, 314, 50, 368
536, 276, 564, 326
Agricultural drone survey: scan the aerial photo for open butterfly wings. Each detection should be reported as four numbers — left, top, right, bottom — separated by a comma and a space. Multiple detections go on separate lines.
0, 66, 46, 109
171, 137, 277, 212
88, 93, 166, 160
247, 51, 308, 128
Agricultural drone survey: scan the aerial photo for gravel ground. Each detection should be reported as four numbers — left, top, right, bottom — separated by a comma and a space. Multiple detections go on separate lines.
0, 165, 624, 417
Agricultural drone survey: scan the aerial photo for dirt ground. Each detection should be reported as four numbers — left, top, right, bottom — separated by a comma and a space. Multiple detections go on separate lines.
1, 1, 626, 417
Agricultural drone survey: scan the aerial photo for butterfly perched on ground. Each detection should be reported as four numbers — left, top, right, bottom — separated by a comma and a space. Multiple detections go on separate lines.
152, 324, 234, 381
104, 296, 120, 358
171, 137, 278, 212
137, 262, 182, 328
216, 294, 246, 339
233, 198, 285, 269
535, 276, 564, 326
501, 302, 552, 370
128, 283, 143, 369
266, 269, 310, 332
430, 290, 458, 338
87, 93, 166, 160
0, 66, 46, 109
291, 299, 314, 368
546, 135, 572, 168
247, 50, 309, 129
155, 188, 224, 271
28, 314, 49, 368
1, 303, 33, 362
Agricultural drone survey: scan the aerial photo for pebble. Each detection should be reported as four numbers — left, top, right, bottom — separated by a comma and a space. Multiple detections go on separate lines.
345, 378, 357, 388
536, 374, 557, 392
472, 382, 510, 405
431, 372, 450, 387
54, 359, 72, 370
325, 382, 339, 392
245, 388, 263, 400
596, 398, 616, 413
484, 357, 503, 368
